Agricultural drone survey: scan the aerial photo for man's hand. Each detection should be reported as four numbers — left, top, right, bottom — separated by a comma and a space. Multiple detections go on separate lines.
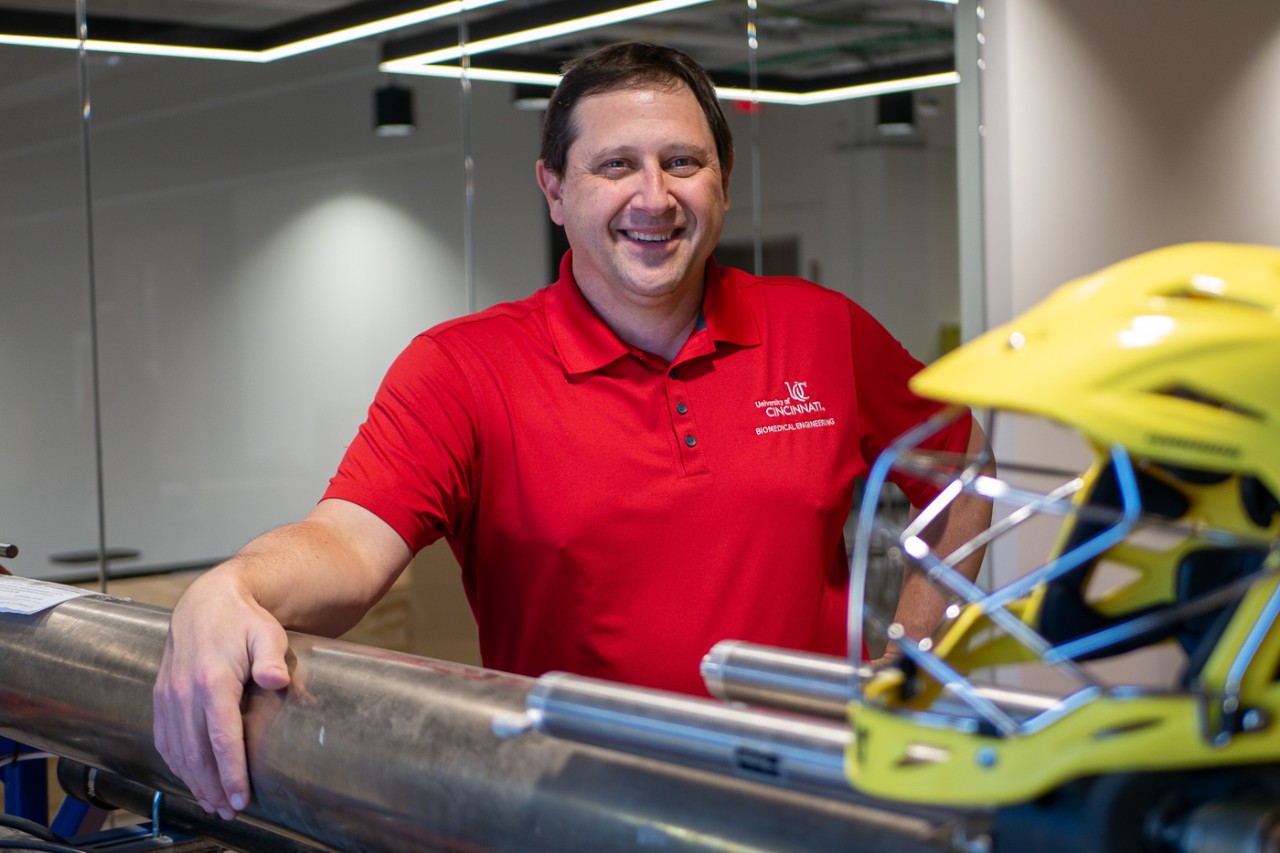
150, 500, 413, 819
153, 569, 290, 819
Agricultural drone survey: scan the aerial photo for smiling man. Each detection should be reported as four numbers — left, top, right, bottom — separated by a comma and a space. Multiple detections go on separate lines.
535, 65, 730, 361
153, 42, 990, 821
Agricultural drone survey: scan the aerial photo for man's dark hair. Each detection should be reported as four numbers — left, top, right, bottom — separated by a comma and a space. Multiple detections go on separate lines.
539, 42, 734, 178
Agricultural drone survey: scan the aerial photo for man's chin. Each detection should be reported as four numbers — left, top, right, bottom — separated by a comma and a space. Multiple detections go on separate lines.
618, 257, 705, 293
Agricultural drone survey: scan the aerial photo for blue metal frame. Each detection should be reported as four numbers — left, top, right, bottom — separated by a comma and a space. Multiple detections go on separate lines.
1, 735, 48, 825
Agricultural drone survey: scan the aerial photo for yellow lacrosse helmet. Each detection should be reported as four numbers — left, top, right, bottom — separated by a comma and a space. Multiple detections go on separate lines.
845, 243, 1280, 807
913, 241, 1280, 501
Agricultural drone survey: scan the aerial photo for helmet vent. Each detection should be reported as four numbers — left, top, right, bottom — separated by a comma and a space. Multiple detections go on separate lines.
1157, 384, 1262, 421
1146, 431, 1241, 459
1163, 280, 1269, 310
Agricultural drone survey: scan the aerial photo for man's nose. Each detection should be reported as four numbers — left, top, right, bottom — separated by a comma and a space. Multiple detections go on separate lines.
631, 166, 674, 214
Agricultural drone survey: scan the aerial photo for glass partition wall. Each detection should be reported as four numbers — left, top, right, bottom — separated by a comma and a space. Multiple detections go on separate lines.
0, 0, 970, 587
0, 37, 101, 582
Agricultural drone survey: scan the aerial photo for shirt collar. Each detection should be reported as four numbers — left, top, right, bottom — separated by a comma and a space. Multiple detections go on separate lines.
700, 257, 762, 349
546, 250, 762, 376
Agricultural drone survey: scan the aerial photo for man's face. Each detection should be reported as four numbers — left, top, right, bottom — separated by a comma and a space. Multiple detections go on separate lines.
536, 82, 731, 311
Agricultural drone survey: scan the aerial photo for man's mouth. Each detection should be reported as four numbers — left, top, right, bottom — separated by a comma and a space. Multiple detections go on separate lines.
623, 229, 677, 243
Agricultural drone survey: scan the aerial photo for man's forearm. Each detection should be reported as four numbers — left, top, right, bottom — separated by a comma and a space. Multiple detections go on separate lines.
209, 500, 413, 638
890, 418, 994, 644
891, 492, 991, 641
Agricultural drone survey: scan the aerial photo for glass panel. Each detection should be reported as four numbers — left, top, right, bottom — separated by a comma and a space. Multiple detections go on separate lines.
0, 38, 100, 581
721, 87, 961, 365
83, 44, 460, 577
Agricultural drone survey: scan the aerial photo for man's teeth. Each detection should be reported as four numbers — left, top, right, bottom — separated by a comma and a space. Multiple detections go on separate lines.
626, 231, 674, 242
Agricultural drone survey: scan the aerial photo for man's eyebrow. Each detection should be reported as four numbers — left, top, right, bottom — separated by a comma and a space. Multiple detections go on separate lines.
584, 142, 715, 162
584, 144, 639, 160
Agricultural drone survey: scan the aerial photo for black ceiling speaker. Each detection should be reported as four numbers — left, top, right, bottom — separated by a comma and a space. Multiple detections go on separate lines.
877, 91, 915, 136
374, 83, 415, 137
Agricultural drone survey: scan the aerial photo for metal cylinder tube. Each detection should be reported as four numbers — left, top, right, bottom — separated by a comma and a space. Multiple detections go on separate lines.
1177, 800, 1280, 853
703, 640, 1062, 722
0, 591, 980, 852
701, 640, 864, 718
528, 670, 851, 793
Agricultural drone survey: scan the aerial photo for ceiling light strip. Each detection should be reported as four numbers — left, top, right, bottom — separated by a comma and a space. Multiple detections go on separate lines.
718, 71, 961, 106
386, 63, 563, 86
381, 63, 960, 105
0, 0, 509, 63
261, 0, 507, 61
380, 0, 715, 72
0, 33, 264, 61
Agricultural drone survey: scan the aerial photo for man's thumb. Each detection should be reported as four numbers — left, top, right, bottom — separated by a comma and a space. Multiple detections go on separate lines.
248, 627, 291, 691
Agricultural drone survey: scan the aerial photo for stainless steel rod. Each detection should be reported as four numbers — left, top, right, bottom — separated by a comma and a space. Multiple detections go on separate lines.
0, 589, 980, 852
702, 639, 865, 719
527, 671, 851, 794
702, 640, 1062, 721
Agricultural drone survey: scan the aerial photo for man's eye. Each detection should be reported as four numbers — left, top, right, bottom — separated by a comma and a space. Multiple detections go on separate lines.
668, 157, 700, 173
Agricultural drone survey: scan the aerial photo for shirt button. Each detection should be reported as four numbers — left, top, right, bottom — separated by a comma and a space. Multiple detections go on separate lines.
676, 402, 688, 415
670, 368, 680, 379
685, 434, 697, 447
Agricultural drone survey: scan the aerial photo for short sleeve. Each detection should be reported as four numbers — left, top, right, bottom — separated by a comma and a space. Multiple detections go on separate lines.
323, 333, 479, 554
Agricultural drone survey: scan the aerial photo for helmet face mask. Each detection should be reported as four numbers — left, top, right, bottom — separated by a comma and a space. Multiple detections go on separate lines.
845, 243, 1280, 806
854, 407, 1278, 680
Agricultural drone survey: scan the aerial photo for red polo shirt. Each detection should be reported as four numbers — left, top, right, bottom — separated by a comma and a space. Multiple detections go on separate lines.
324, 253, 968, 695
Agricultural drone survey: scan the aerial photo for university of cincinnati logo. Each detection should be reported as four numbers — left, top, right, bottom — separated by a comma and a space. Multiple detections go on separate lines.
753, 381, 835, 435
754, 381, 827, 418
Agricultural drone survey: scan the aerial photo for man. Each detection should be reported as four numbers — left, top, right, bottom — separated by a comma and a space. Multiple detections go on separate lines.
153, 42, 990, 820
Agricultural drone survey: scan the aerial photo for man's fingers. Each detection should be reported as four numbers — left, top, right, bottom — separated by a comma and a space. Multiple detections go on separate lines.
185, 617, 290, 815
156, 682, 232, 815
175, 707, 223, 814
154, 646, 253, 818
205, 697, 251, 816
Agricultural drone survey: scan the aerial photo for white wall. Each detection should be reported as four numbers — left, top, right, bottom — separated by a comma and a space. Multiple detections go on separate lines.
980, 0, 1280, 684
0, 40, 961, 580
984, 0, 1280, 322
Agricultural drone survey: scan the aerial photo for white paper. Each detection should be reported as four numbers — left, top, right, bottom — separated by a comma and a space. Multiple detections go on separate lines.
0, 575, 95, 615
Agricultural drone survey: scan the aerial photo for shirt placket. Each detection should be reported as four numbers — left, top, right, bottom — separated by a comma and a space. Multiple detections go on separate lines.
666, 363, 709, 476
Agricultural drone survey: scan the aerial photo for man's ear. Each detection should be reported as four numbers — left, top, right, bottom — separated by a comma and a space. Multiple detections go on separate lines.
535, 160, 566, 226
